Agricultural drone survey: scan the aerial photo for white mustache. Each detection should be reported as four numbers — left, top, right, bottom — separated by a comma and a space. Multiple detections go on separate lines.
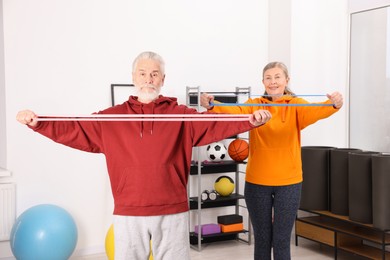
136, 84, 161, 102
140, 84, 157, 91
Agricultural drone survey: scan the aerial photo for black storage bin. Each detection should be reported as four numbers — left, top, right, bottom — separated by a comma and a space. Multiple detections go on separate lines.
330, 148, 362, 215
217, 214, 243, 225
372, 153, 390, 230
300, 146, 335, 210
348, 151, 379, 223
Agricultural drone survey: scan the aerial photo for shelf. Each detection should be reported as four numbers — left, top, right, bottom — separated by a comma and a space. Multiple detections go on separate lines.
304, 209, 390, 232
339, 244, 390, 260
297, 216, 390, 244
190, 160, 245, 175
295, 220, 335, 246
189, 193, 245, 209
187, 93, 240, 106
296, 209, 390, 259
189, 230, 248, 245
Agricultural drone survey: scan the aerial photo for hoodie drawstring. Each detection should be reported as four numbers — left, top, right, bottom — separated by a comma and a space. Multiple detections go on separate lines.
150, 106, 154, 135
139, 103, 155, 138
282, 106, 287, 123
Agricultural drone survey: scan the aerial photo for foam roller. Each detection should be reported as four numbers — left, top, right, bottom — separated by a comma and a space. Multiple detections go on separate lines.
330, 148, 361, 215
348, 151, 378, 223
300, 146, 335, 210
372, 154, 390, 230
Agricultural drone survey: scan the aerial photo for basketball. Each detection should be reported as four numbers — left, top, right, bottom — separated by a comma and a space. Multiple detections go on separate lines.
228, 139, 249, 162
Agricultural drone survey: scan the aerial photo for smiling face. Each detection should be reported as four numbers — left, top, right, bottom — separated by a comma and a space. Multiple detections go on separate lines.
132, 58, 165, 103
262, 67, 289, 101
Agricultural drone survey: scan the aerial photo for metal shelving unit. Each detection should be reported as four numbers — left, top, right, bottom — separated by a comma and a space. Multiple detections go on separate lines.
186, 86, 252, 251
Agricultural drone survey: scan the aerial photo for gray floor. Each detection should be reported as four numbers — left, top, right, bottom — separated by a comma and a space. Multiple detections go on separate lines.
73, 236, 364, 259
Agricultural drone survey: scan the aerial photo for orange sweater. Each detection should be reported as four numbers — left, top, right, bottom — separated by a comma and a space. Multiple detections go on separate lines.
211, 96, 340, 186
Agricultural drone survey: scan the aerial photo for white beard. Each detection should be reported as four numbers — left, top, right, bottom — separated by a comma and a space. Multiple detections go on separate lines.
136, 84, 161, 102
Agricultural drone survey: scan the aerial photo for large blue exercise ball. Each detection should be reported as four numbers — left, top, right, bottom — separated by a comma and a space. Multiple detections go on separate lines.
10, 204, 78, 260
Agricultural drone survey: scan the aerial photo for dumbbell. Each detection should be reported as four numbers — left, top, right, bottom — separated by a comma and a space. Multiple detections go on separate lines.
201, 190, 218, 201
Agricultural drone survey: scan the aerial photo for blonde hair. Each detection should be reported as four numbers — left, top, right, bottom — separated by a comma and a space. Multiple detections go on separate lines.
262, 62, 294, 98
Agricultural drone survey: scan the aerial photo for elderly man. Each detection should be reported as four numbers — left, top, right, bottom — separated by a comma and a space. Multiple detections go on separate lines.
16, 51, 272, 260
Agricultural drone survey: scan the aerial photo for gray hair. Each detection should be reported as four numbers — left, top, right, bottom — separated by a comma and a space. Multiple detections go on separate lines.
262, 61, 295, 96
132, 51, 165, 75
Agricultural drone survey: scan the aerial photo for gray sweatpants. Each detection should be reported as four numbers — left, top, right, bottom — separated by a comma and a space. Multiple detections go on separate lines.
113, 212, 190, 260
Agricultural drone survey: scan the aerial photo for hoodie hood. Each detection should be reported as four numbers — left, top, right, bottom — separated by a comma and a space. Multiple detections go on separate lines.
127, 95, 178, 137
128, 95, 177, 106
261, 96, 295, 123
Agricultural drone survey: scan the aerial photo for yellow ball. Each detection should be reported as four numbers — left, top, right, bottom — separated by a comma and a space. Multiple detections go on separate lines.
214, 176, 235, 196
105, 224, 153, 260
105, 224, 115, 260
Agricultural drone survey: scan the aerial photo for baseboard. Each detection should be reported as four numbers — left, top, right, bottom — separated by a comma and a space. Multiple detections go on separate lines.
71, 245, 105, 257
0, 245, 106, 260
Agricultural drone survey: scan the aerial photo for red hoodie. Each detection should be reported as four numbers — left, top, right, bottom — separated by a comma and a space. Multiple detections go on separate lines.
30, 95, 257, 216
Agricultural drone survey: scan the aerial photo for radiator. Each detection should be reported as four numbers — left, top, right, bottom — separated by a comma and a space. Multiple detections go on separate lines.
0, 183, 16, 241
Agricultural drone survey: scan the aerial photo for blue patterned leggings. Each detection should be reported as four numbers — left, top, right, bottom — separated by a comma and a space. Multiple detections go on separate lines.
245, 182, 302, 260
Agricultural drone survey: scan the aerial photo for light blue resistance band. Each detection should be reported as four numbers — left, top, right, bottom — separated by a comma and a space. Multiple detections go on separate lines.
246, 94, 327, 97
203, 93, 328, 97
210, 102, 335, 107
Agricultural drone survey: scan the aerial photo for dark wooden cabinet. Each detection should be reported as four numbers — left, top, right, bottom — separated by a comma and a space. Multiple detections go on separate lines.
296, 209, 390, 259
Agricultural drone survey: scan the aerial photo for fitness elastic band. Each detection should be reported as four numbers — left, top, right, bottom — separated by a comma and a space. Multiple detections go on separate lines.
36, 114, 252, 122
210, 102, 335, 107
202, 93, 327, 98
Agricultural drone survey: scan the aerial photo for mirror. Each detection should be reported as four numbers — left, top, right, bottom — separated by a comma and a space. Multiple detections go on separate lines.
349, 6, 390, 152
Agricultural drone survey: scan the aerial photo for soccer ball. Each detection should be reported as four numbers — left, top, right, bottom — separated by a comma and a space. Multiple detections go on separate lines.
206, 142, 227, 162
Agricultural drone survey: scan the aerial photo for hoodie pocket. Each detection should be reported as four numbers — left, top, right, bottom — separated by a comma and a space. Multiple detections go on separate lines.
249, 147, 299, 180
116, 170, 128, 194
115, 164, 187, 207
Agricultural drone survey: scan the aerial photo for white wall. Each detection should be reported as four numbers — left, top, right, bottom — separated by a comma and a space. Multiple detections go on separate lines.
268, 0, 292, 68
291, 0, 349, 147
0, 0, 6, 169
0, 0, 364, 258
349, 0, 390, 13
268, 0, 350, 148
1, 0, 268, 257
